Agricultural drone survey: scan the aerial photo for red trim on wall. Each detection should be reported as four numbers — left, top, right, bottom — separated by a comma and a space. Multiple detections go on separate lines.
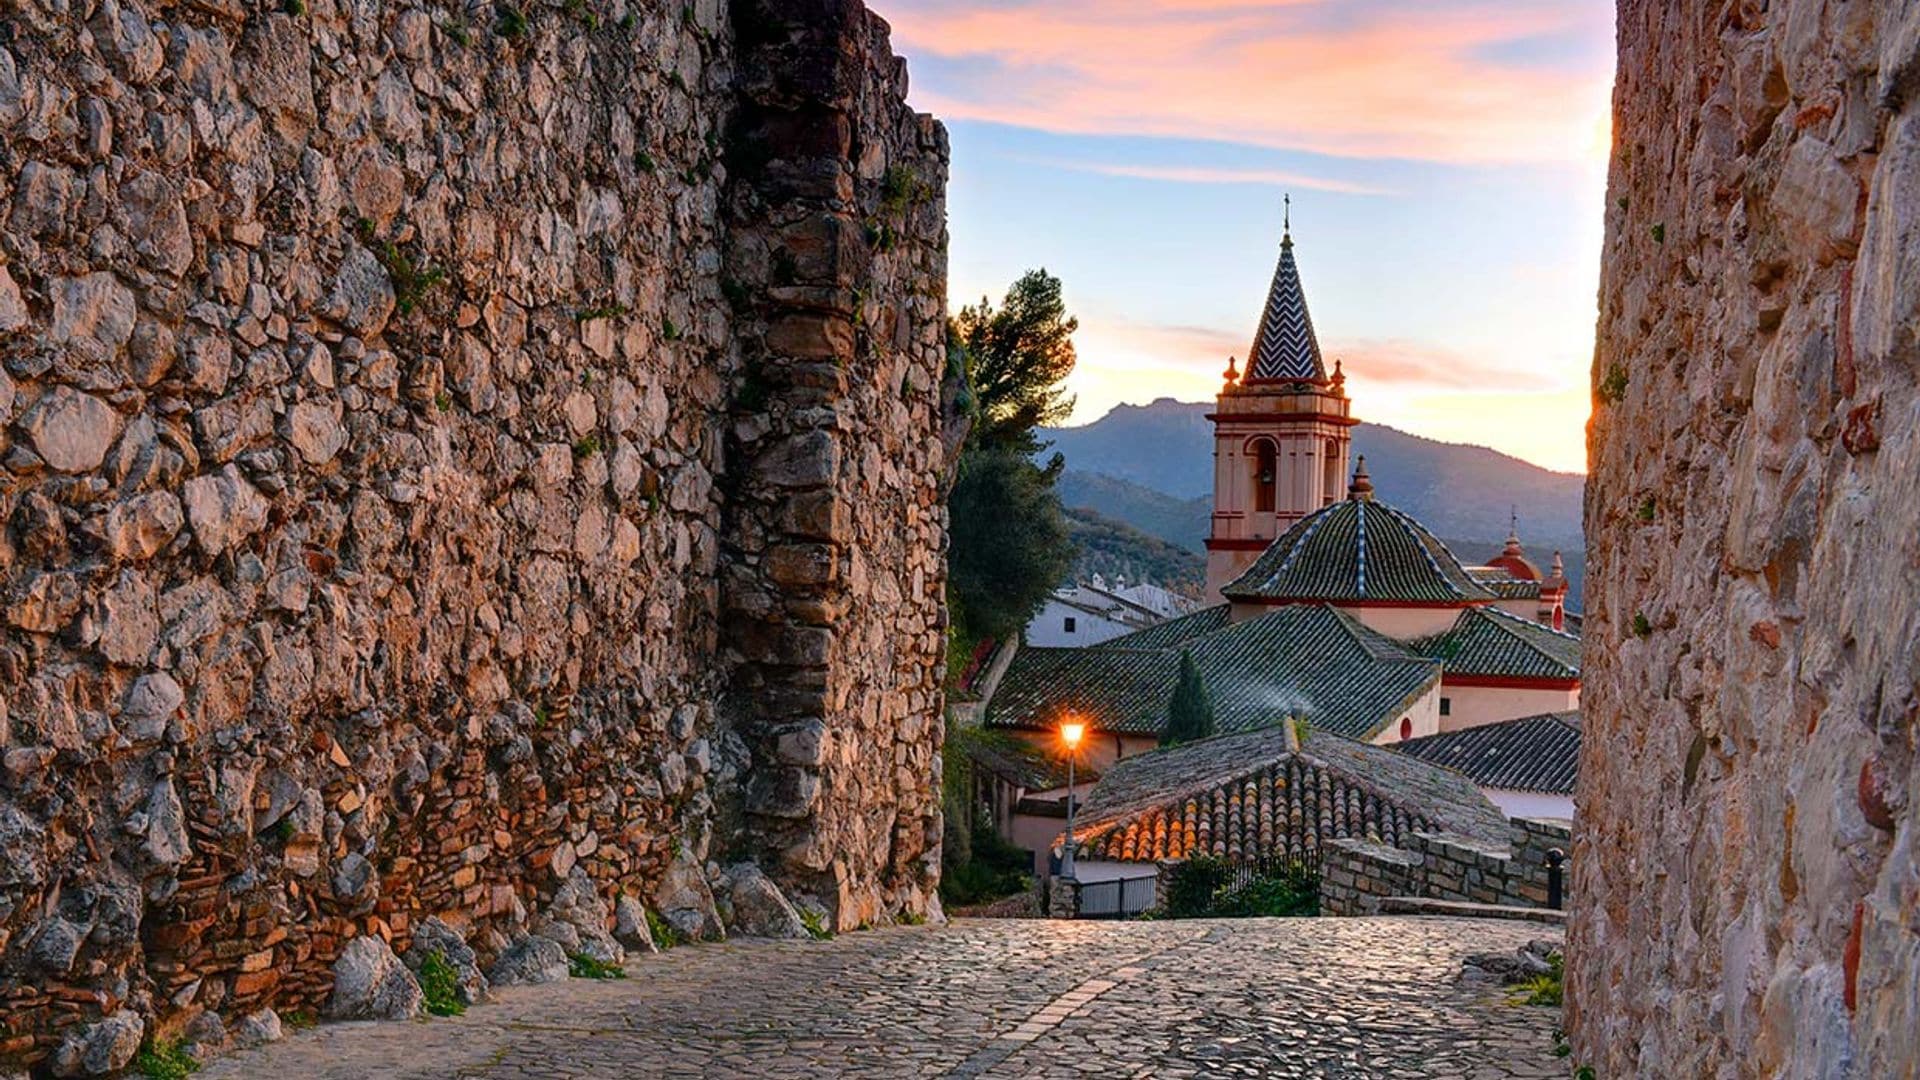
1442, 674, 1581, 691
1232, 597, 1497, 610
1205, 538, 1272, 551
1206, 412, 1360, 427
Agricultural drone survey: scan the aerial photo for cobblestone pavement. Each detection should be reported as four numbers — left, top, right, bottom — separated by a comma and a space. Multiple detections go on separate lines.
201, 917, 1566, 1079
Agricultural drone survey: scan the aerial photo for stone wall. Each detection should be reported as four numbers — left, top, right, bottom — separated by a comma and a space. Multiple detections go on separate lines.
1319, 819, 1570, 916
0, 0, 948, 1069
1574, 1, 1920, 1075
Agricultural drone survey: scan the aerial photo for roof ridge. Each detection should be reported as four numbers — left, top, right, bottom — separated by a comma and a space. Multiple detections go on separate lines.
1467, 609, 1579, 674
1480, 604, 1583, 642
1376, 502, 1487, 600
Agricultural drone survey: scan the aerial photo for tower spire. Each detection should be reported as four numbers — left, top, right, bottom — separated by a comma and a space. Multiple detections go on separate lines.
1283, 192, 1291, 237
1246, 201, 1324, 382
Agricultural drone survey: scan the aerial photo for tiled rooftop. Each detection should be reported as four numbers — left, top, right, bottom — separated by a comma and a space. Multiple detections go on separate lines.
1412, 607, 1583, 682
1392, 712, 1582, 795
1070, 725, 1511, 863
987, 604, 1439, 742
1223, 498, 1499, 605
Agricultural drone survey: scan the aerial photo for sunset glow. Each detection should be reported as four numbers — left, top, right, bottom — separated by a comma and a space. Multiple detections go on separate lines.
875, 0, 1616, 474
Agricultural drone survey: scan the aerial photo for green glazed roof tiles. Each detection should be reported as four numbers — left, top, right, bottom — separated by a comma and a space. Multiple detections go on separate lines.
1223, 499, 1499, 604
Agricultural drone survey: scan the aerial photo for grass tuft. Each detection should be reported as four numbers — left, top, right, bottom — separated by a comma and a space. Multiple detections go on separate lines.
418, 949, 466, 1017
135, 1039, 200, 1080
568, 952, 628, 979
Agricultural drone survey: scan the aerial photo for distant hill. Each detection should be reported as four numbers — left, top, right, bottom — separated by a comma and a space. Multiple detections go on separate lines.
1063, 506, 1205, 595
1042, 398, 1587, 601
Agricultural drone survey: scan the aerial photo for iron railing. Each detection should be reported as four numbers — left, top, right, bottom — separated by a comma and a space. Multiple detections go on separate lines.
1076, 875, 1157, 919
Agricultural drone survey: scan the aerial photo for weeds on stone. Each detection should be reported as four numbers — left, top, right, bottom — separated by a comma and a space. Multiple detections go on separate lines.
494, 3, 528, 38
355, 220, 446, 317
135, 1040, 199, 1080
281, 1010, 317, 1030
443, 18, 472, 46
1597, 364, 1629, 406
645, 908, 683, 950
619, 11, 636, 32
435, 392, 453, 413
1508, 952, 1564, 1007
568, 952, 627, 979
1631, 612, 1652, 639
418, 949, 466, 1017
897, 910, 927, 927
273, 817, 297, 843
283, 0, 306, 15
1650, 222, 1666, 244
662, 317, 682, 341
1551, 1027, 1573, 1058
575, 302, 630, 322
1574, 1068, 1596, 1080
633, 149, 658, 174
1636, 496, 1656, 522
564, 0, 599, 29
799, 909, 833, 940
573, 434, 601, 460
880, 166, 928, 217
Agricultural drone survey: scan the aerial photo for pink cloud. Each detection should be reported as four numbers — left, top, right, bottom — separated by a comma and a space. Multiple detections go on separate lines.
876, 0, 1614, 165
1032, 160, 1394, 195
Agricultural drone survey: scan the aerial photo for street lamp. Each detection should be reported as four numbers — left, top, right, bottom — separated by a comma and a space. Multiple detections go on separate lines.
1060, 718, 1086, 879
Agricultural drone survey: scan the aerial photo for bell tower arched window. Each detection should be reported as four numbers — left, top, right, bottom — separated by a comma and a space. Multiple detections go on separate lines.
1323, 438, 1340, 505
1253, 440, 1277, 513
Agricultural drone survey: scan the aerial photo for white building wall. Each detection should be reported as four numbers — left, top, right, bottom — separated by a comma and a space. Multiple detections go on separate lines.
1350, 605, 1468, 639
1368, 681, 1444, 744
1025, 598, 1136, 647
1487, 789, 1575, 822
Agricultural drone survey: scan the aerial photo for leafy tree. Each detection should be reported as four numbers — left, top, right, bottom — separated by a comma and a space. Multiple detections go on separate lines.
946, 446, 1074, 643
952, 270, 1078, 452
1161, 651, 1215, 747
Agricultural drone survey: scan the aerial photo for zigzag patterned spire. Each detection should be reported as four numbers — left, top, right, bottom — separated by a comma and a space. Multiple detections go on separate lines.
1246, 228, 1327, 382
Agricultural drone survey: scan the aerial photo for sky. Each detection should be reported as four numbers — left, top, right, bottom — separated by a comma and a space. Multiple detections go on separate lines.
869, 0, 1617, 474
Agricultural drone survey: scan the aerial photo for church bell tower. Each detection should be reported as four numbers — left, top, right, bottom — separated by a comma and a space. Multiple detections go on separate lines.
1204, 205, 1358, 597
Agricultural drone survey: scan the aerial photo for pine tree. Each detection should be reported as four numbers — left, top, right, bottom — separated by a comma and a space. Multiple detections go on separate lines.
1161, 651, 1215, 747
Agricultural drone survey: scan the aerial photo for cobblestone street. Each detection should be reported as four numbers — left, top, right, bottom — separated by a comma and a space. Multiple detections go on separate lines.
201, 917, 1565, 1079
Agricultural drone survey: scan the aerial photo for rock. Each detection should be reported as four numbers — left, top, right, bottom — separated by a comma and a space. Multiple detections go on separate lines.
29, 916, 86, 975
48, 272, 137, 363
96, 570, 159, 666
105, 492, 185, 561
122, 672, 184, 740
332, 851, 378, 905
486, 933, 569, 986
326, 936, 423, 1021
655, 846, 724, 944
230, 1008, 283, 1048
50, 1010, 142, 1077
324, 244, 396, 336
0, 262, 24, 332
403, 916, 489, 1005
614, 894, 661, 954
180, 1011, 228, 1059
144, 779, 191, 867
546, 867, 623, 965
286, 399, 346, 465
721, 863, 809, 939
184, 465, 270, 555
23, 387, 121, 473
0, 805, 47, 887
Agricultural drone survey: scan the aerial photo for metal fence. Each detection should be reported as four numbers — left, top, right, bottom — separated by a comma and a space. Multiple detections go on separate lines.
1164, 854, 1319, 918
1076, 875, 1157, 919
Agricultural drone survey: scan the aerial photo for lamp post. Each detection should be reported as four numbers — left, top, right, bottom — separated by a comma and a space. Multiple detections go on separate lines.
1060, 718, 1085, 879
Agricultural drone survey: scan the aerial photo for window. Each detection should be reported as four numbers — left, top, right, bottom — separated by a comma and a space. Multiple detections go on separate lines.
1399, 717, 1412, 741
1440, 697, 1452, 717
1253, 440, 1277, 512
1064, 616, 1077, 633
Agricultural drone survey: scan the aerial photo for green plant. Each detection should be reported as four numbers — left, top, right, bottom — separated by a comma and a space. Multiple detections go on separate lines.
1598, 364, 1629, 405
618, 12, 636, 31
645, 907, 682, 950
355, 220, 446, 317
881, 165, 926, 216
283, 0, 306, 15
799, 908, 833, 940
273, 816, 297, 843
1650, 222, 1665, 244
281, 1010, 317, 1030
435, 392, 453, 413
1631, 612, 1652, 638
1636, 496, 1656, 522
661, 317, 682, 341
417, 949, 466, 1017
568, 952, 627, 979
443, 18, 471, 46
135, 1040, 199, 1080
533, 704, 550, 727
1291, 716, 1311, 745
1509, 952, 1564, 1007
1616, 196, 1628, 212
1574, 1067, 1596, 1080
494, 3, 528, 38
574, 302, 629, 322
572, 434, 601, 460
633, 149, 657, 173
897, 909, 927, 927
563, 0, 598, 29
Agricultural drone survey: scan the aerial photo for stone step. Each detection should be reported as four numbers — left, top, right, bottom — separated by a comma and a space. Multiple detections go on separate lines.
1376, 897, 1566, 925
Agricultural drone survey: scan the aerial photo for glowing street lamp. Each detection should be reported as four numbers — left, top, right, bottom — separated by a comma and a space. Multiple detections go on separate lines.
1060, 718, 1086, 879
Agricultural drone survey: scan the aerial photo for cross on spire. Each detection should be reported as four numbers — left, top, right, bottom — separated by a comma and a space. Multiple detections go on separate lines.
1283, 192, 1291, 234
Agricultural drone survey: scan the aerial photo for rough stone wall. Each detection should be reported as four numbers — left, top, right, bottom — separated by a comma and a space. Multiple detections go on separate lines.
0, 0, 946, 1067
1574, 1, 1920, 1075
1320, 820, 1570, 916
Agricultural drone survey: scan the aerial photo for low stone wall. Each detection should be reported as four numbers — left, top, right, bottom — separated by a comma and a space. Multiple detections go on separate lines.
1320, 819, 1570, 916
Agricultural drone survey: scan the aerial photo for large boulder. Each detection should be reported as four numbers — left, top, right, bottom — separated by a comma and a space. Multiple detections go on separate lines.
403, 916, 488, 1006
326, 936, 423, 1021
613, 894, 660, 955
486, 934, 568, 987
720, 863, 808, 939
50, 1010, 142, 1077
546, 866, 623, 966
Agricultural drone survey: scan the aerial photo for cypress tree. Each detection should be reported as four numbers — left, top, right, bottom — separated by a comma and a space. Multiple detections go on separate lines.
1161, 651, 1215, 747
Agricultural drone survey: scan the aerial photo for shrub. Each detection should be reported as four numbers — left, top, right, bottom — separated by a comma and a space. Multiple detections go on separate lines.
417, 949, 466, 1017
645, 907, 681, 950
134, 1040, 199, 1080
1510, 952, 1565, 1007
567, 952, 627, 980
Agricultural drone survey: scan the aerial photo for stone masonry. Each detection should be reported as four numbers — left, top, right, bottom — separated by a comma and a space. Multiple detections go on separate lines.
1320, 819, 1571, 917
1576, 1, 1920, 1075
0, 0, 949, 1071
